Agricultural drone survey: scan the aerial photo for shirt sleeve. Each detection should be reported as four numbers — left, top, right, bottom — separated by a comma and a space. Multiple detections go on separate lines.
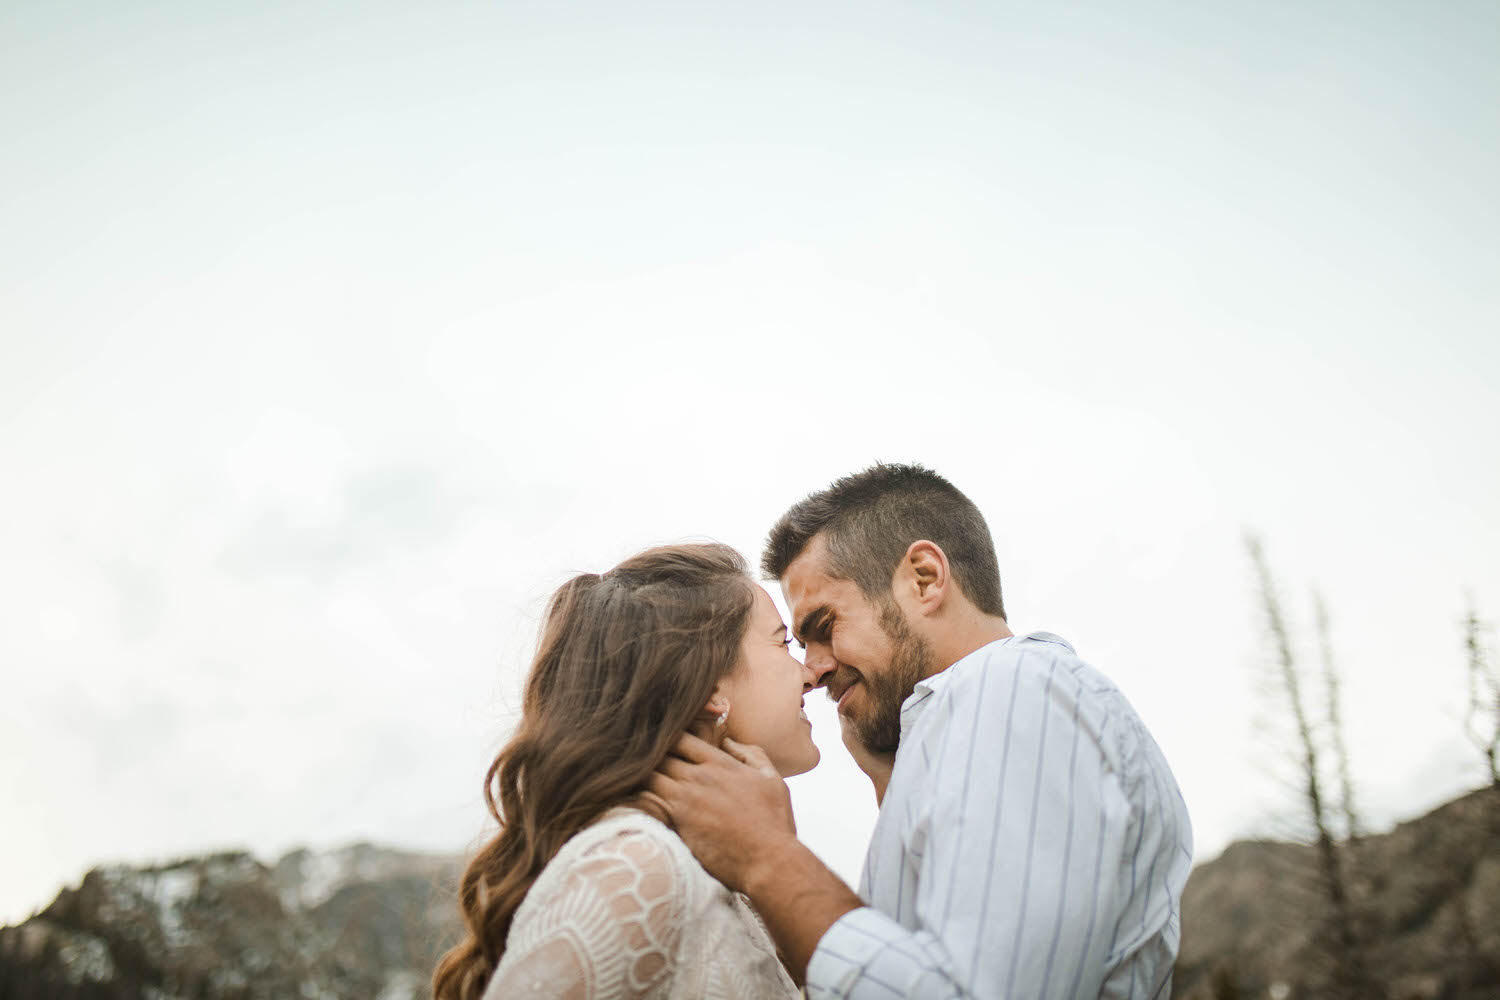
806, 649, 1184, 1000
805, 905, 967, 998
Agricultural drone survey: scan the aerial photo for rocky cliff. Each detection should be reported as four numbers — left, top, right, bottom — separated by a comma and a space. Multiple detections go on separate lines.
1173, 785, 1500, 1000
5, 787, 1497, 1000
0, 843, 462, 1000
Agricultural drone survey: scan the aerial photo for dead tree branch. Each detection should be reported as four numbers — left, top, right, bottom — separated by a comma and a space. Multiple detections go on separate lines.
1246, 535, 1366, 996
1463, 596, 1500, 789
1314, 592, 1361, 841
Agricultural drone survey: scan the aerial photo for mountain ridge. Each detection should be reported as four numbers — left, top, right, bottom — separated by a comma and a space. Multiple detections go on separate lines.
4, 787, 1496, 999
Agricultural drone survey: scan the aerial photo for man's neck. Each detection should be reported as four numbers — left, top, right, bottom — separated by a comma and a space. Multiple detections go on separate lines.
922, 612, 1013, 681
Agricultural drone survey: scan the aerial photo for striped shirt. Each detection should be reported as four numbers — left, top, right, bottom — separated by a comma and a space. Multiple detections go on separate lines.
805, 633, 1193, 1000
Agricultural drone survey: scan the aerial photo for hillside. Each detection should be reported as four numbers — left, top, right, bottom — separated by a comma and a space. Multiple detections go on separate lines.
0, 844, 463, 1000
3, 787, 1496, 999
1174, 785, 1500, 999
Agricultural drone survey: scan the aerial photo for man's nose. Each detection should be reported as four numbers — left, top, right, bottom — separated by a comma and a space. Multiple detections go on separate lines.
802, 646, 838, 692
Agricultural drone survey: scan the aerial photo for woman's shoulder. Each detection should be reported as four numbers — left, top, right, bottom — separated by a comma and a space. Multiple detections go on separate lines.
490, 810, 704, 999
500, 807, 798, 999
580, 805, 685, 844
566, 806, 700, 871
520, 807, 704, 914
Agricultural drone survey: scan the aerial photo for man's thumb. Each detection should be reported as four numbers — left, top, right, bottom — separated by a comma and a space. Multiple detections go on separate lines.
721, 737, 779, 778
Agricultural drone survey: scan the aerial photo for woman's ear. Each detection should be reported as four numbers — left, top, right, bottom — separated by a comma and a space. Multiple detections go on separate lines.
689, 682, 734, 747
704, 684, 731, 719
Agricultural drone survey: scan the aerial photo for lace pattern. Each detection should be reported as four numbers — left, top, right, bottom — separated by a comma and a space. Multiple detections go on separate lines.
484, 810, 799, 1000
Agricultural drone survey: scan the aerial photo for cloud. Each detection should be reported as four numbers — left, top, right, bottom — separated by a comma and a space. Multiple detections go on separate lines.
215, 463, 474, 581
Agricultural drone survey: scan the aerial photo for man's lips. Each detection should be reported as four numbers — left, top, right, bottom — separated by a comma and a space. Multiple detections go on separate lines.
834, 680, 859, 713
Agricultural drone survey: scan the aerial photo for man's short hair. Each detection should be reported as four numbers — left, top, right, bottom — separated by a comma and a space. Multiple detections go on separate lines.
762, 463, 1006, 619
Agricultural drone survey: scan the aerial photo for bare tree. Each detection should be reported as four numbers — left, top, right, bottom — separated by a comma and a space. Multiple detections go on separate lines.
1462, 596, 1499, 789
1246, 536, 1366, 996
1314, 592, 1361, 840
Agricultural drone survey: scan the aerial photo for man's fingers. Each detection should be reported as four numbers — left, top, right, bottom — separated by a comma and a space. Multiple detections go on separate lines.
721, 737, 779, 778
636, 788, 676, 830
645, 772, 677, 800
668, 731, 721, 764
657, 756, 696, 782
721, 736, 769, 764
686, 718, 717, 745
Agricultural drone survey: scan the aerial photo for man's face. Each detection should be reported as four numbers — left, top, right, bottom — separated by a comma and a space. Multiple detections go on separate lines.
781, 535, 935, 755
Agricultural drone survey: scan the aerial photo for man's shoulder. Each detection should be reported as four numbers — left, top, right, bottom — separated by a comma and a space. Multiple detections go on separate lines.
922, 633, 1146, 764
940, 632, 1104, 697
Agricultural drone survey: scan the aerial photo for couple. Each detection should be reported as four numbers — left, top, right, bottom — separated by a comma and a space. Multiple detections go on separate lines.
434, 464, 1193, 999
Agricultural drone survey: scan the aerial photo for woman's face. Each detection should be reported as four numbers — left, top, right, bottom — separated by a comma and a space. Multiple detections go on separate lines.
719, 584, 822, 776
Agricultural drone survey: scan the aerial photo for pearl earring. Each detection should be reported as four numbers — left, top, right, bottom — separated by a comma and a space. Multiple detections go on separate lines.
716, 708, 729, 727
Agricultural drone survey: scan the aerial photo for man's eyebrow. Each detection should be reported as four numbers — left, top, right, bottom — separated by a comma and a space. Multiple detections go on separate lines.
795, 606, 830, 643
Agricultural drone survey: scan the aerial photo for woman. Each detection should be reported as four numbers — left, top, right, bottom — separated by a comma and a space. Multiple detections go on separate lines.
433, 543, 820, 1000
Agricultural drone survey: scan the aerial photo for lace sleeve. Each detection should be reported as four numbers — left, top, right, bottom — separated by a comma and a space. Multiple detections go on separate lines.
486, 827, 689, 1000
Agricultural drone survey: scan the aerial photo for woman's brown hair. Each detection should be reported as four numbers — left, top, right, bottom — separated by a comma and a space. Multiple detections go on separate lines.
432, 542, 757, 1000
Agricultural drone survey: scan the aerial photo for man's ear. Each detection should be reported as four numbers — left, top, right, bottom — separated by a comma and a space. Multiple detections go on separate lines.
900, 540, 949, 612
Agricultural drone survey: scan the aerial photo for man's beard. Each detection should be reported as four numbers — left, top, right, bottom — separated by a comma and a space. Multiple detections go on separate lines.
848, 601, 934, 755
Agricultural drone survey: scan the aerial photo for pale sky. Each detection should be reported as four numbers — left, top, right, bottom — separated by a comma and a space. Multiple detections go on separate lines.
3, 0, 1497, 924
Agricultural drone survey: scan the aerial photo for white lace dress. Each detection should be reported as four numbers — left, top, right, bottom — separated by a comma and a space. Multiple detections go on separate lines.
482, 808, 801, 999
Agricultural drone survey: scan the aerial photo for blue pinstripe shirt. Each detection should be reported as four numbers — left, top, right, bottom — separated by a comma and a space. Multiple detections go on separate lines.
805, 633, 1193, 1000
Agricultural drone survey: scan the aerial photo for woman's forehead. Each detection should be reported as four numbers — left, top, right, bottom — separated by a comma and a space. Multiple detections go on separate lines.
750, 584, 784, 625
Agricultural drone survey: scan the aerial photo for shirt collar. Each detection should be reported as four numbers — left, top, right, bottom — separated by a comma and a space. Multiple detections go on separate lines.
898, 631, 1074, 740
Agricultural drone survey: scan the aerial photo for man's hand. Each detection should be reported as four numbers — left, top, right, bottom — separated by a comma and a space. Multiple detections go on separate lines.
645, 733, 796, 893
839, 715, 896, 807
646, 732, 865, 982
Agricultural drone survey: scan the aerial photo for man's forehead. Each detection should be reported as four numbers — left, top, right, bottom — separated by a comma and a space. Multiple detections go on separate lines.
781, 540, 830, 594
780, 538, 852, 612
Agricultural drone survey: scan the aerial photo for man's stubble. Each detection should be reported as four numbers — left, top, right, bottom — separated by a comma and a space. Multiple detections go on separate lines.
851, 600, 936, 756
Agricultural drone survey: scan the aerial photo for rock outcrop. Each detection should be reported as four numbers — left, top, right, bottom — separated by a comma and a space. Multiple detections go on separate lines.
4, 788, 1496, 1000
1174, 785, 1500, 1000
0, 844, 462, 1000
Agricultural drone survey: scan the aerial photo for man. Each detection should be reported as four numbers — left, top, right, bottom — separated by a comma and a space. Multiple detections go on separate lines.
649, 463, 1193, 999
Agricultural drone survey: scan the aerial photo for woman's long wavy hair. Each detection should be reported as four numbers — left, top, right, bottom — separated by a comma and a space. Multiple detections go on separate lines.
432, 542, 757, 1000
